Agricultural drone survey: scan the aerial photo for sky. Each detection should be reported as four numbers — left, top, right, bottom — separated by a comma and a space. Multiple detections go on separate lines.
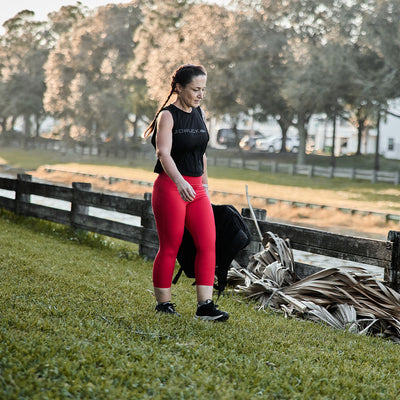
0, 0, 226, 27
0, 1, 129, 28
0, 0, 228, 31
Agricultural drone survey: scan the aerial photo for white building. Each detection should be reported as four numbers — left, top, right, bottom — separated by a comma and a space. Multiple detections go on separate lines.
306, 101, 400, 159
377, 101, 400, 159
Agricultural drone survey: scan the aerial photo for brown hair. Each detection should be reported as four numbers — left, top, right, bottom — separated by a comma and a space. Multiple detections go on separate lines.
143, 64, 207, 139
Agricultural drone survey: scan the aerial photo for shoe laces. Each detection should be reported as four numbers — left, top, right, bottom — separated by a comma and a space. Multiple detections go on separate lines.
166, 302, 178, 312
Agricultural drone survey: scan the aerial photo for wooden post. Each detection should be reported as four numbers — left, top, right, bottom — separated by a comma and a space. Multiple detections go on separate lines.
71, 182, 91, 229
139, 192, 158, 260
372, 169, 377, 184
241, 207, 267, 221
15, 173, 32, 216
386, 231, 400, 291
236, 207, 267, 266
394, 171, 400, 186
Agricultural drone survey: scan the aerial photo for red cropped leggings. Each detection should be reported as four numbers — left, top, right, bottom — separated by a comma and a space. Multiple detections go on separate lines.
152, 172, 216, 288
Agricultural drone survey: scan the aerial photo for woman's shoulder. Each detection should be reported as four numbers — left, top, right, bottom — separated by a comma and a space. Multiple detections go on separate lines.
158, 104, 176, 122
162, 104, 176, 114
158, 108, 174, 125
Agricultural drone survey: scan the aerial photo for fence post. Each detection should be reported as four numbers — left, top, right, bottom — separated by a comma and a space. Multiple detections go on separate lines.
236, 207, 267, 266
394, 171, 400, 185
386, 231, 400, 291
242, 207, 267, 222
71, 182, 91, 229
15, 173, 32, 216
371, 169, 377, 184
139, 192, 158, 260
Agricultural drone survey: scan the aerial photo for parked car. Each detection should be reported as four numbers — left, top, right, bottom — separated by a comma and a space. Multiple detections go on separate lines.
217, 129, 262, 148
239, 132, 266, 150
255, 136, 299, 153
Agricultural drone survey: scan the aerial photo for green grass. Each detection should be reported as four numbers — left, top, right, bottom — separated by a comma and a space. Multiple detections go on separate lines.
0, 147, 73, 170
0, 146, 155, 171
208, 148, 400, 171
208, 165, 400, 211
1, 210, 400, 399
1, 145, 399, 193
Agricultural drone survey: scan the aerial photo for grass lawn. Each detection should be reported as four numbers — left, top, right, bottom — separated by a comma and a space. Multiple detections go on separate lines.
0, 146, 156, 172
1, 210, 400, 400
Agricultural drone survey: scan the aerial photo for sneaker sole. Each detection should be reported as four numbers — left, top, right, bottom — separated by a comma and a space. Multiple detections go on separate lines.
156, 311, 181, 317
195, 314, 229, 322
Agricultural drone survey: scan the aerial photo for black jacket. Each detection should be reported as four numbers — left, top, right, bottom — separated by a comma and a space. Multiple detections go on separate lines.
174, 204, 251, 294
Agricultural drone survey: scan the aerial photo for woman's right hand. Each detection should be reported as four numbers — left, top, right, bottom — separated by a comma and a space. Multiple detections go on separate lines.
176, 179, 196, 202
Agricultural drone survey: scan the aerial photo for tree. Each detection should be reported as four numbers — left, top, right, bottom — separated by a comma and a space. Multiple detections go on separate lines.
132, 0, 246, 142
44, 2, 143, 142
361, 0, 400, 168
308, 42, 356, 166
0, 10, 50, 137
235, 0, 348, 163
131, 0, 193, 103
229, 8, 296, 153
126, 76, 157, 139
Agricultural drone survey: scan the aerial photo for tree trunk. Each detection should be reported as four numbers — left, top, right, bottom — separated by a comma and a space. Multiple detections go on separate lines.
35, 115, 41, 137
11, 116, 16, 131
296, 113, 308, 166
231, 117, 243, 157
24, 114, 31, 136
374, 110, 381, 171
277, 118, 291, 153
356, 122, 363, 155
330, 113, 336, 168
133, 116, 139, 139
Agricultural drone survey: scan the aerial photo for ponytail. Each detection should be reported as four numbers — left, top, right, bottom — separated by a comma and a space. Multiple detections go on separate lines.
143, 88, 175, 139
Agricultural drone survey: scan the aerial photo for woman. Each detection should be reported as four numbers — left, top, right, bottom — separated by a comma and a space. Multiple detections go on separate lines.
144, 64, 229, 321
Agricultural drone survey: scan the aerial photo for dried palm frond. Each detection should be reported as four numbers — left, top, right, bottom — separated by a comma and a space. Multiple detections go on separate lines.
226, 261, 247, 287
227, 231, 400, 341
303, 301, 352, 330
262, 231, 295, 274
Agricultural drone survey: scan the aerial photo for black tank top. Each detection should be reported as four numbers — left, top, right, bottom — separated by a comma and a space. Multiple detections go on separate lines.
151, 104, 209, 177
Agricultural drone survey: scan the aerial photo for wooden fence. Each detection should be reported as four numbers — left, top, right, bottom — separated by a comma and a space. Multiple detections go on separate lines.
1, 173, 399, 291
207, 157, 400, 185
41, 166, 400, 223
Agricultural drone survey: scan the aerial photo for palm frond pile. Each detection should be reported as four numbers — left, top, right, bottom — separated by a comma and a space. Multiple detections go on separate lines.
228, 232, 400, 342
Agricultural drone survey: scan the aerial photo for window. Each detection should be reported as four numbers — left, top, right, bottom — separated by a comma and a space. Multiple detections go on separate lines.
388, 138, 394, 151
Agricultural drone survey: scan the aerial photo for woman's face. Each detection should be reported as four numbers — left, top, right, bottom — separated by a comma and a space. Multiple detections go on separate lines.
177, 74, 207, 109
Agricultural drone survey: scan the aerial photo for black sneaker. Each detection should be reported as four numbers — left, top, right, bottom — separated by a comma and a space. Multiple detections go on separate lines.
195, 300, 229, 322
155, 302, 180, 316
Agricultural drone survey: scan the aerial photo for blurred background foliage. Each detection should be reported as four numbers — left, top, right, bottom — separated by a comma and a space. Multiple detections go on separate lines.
1, 0, 400, 165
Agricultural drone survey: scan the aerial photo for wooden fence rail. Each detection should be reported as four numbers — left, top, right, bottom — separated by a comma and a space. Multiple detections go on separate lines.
206, 157, 400, 185
41, 166, 400, 223
1, 173, 399, 291
0, 173, 159, 259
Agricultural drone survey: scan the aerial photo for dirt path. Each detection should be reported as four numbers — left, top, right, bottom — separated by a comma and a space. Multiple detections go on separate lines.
29, 163, 400, 240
